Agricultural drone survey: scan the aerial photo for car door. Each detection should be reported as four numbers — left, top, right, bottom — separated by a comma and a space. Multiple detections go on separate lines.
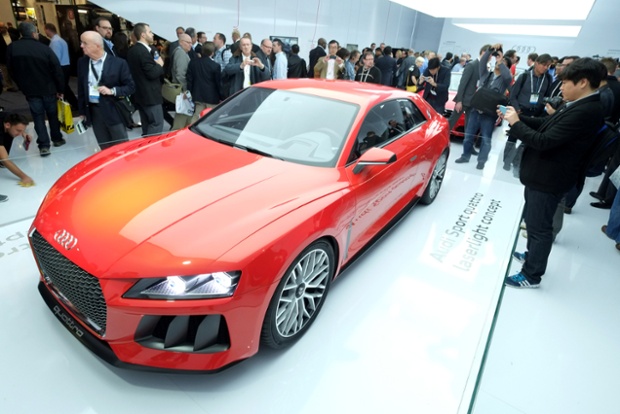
343, 98, 428, 257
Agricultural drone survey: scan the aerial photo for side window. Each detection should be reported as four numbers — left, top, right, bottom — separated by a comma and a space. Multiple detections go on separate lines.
349, 100, 406, 163
399, 98, 427, 130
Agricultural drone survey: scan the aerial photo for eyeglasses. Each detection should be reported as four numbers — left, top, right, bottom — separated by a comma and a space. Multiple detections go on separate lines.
99, 26, 113, 31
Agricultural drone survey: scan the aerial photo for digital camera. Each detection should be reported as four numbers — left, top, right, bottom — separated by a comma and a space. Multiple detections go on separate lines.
543, 96, 563, 109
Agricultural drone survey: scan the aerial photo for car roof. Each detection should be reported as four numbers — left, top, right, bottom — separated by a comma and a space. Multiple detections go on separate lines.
253, 79, 414, 108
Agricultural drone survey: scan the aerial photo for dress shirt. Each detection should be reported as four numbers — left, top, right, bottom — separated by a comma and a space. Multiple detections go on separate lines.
272, 51, 287, 79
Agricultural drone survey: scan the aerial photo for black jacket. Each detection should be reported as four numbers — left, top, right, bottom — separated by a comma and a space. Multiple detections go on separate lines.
187, 56, 222, 105
77, 54, 135, 127
374, 55, 397, 87
422, 65, 451, 113
308, 45, 326, 79
223, 53, 270, 96
7, 37, 64, 96
127, 42, 164, 106
453, 59, 480, 107
512, 92, 604, 194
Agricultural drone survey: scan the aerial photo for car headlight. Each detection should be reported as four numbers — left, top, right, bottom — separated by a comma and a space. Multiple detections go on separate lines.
124, 272, 241, 299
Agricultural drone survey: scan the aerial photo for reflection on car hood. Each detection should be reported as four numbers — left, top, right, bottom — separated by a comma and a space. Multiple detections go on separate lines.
35, 133, 346, 276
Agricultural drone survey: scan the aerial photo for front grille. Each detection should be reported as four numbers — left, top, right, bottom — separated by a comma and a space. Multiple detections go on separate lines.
31, 230, 107, 336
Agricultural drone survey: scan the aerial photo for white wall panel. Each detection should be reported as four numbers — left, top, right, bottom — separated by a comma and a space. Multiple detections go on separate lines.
92, 0, 444, 59
437, 0, 620, 64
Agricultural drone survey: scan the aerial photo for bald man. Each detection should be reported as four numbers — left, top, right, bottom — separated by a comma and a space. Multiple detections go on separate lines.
171, 33, 192, 130
77, 31, 135, 149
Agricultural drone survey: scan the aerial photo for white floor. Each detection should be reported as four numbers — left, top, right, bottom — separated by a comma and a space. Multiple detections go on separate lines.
0, 119, 618, 413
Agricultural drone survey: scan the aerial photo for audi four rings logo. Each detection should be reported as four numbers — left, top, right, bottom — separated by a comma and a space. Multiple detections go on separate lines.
511, 45, 537, 54
54, 229, 78, 250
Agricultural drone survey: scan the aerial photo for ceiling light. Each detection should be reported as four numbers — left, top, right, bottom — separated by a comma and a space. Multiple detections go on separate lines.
453, 23, 582, 37
389, 0, 595, 20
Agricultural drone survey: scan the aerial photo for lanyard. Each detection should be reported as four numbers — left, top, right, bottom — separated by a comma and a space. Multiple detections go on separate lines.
530, 70, 544, 94
90, 60, 102, 82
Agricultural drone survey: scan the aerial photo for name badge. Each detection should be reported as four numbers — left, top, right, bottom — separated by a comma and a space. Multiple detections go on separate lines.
530, 94, 539, 105
89, 84, 100, 103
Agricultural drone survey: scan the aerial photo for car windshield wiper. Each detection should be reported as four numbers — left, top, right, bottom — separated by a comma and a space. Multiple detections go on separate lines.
231, 143, 283, 160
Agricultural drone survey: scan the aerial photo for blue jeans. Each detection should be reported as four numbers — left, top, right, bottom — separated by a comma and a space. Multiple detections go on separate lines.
461, 110, 496, 163
26, 95, 63, 149
521, 187, 564, 282
605, 189, 620, 243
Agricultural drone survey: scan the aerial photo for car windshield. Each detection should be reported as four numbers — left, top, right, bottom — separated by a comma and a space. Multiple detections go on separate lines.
449, 72, 461, 92
192, 87, 359, 167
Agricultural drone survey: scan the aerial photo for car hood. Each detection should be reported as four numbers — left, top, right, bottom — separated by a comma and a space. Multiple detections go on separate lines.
34, 132, 347, 277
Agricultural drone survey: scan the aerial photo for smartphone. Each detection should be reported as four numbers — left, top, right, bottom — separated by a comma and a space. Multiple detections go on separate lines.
329, 55, 336, 60
498, 105, 507, 115
24, 138, 30, 151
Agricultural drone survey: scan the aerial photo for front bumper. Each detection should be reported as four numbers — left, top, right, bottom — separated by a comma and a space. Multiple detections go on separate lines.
38, 281, 247, 373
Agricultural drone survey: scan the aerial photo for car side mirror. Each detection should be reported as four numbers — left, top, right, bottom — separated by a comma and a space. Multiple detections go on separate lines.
200, 107, 213, 118
353, 147, 397, 174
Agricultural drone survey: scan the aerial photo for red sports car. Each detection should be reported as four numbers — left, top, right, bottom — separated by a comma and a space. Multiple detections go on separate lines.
29, 79, 450, 372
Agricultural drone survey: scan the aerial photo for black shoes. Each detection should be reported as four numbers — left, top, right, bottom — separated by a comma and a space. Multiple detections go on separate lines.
53, 138, 66, 147
476, 162, 485, 170
591, 201, 611, 210
0, 194, 8, 203
589, 191, 604, 201
454, 157, 469, 164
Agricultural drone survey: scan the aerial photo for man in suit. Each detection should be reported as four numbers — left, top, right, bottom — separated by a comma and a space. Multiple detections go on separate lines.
504, 58, 605, 289
421, 57, 451, 114
257, 38, 273, 78
223, 37, 270, 96
94, 17, 117, 57
187, 41, 222, 123
127, 22, 165, 136
308, 38, 326, 78
77, 31, 135, 149
374, 46, 397, 87
7, 22, 65, 156
0, 21, 19, 91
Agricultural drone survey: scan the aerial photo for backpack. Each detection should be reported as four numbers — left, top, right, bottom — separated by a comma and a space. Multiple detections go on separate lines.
584, 121, 620, 177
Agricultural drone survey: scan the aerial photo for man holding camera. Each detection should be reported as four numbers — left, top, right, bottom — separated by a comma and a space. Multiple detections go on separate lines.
503, 58, 605, 288
455, 43, 512, 170
502, 54, 553, 171
314, 40, 345, 80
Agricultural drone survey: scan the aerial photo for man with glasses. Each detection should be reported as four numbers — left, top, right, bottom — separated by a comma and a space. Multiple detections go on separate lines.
355, 51, 381, 84
94, 17, 116, 57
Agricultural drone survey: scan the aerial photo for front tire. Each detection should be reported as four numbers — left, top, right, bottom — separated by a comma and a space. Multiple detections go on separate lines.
261, 240, 335, 349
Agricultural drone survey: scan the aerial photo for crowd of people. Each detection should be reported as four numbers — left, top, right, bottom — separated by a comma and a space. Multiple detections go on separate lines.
1, 19, 619, 275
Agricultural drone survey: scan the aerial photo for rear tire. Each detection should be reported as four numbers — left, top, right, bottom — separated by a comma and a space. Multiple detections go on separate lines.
261, 240, 335, 349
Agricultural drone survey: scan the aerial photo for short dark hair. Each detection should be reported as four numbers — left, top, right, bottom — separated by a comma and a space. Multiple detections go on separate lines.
528, 52, 538, 62
600, 57, 617, 75
504, 49, 517, 59
197, 31, 205, 39
133, 23, 149, 41
445, 51, 453, 61
328, 39, 339, 48
185, 27, 196, 38
291, 44, 300, 54
536, 53, 552, 64
215, 32, 226, 44
44, 23, 57, 34
202, 41, 215, 57
427, 57, 441, 70
18, 22, 37, 38
94, 17, 111, 29
384, 46, 392, 56
3, 113, 29, 127
559, 57, 605, 89
480, 44, 491, 55
337, 47, 350, 60
272, 38, 283, 49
